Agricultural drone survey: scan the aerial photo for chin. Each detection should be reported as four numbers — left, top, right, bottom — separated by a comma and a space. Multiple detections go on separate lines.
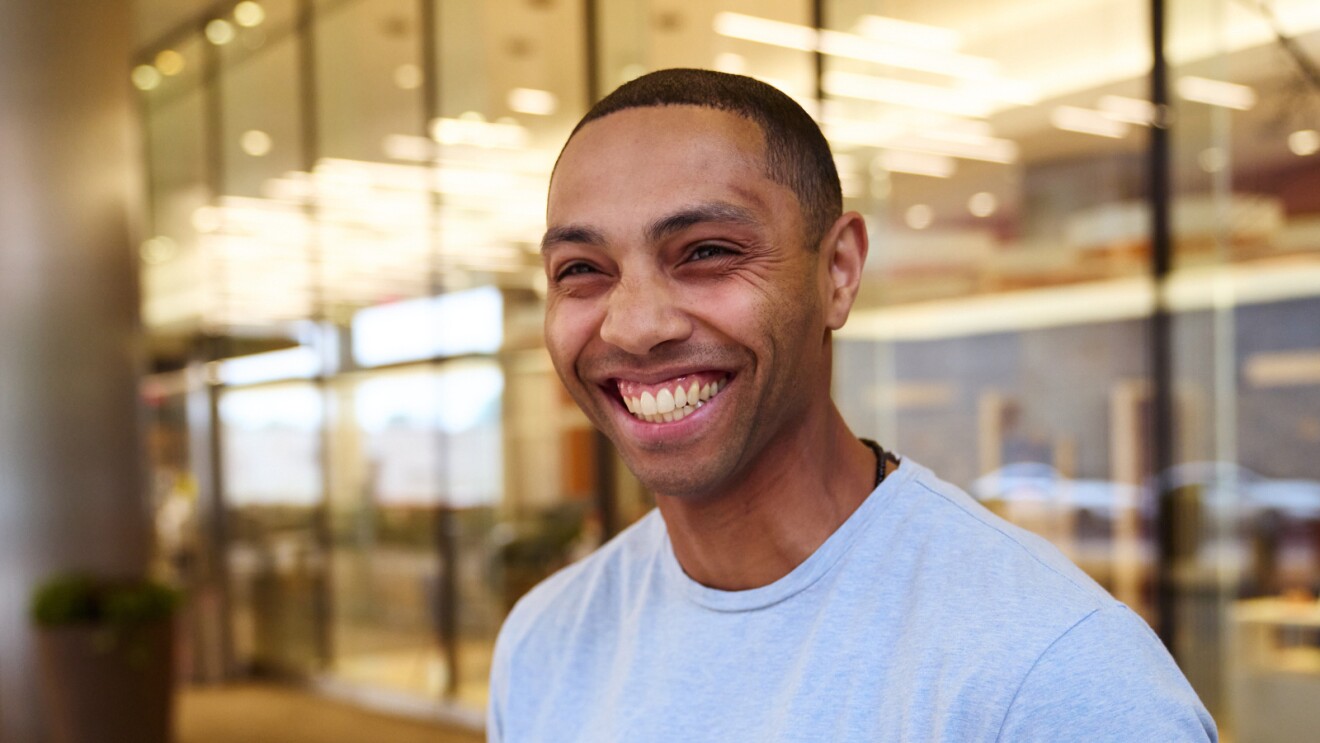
617, 447, 736, 501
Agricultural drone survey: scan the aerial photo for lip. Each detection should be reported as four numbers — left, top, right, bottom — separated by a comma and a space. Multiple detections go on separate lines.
593, 364, 732, 387
599, 373, 734, 444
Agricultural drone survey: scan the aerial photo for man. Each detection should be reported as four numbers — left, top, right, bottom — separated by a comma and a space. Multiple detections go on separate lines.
489, 68, 1216, 742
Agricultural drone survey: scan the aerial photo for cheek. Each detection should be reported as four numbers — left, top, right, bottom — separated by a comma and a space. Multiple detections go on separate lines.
544, 301, 600, 376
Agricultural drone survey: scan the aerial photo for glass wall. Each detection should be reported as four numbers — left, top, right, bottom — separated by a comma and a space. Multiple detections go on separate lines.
135, 0, 1320, 735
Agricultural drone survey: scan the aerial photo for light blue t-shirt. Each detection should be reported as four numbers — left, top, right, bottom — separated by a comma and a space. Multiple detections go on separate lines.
488, 460, 1217, 742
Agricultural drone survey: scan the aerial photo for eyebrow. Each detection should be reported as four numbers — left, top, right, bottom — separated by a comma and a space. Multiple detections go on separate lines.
541, 225, 606, 253
644, 202, 759, 243
541, 201, 760, 254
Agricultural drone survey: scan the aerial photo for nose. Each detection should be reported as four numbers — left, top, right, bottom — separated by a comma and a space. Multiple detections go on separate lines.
599, 274, 692, 355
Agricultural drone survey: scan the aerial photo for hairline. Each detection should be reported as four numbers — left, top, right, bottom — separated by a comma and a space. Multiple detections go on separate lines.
553, 102, 829, 250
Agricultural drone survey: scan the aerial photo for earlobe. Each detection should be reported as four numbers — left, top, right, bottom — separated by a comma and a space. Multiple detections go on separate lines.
823, 212, 869, 330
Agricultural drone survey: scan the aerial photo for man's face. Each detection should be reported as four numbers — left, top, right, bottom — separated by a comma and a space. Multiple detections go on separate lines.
542, 106, 834, 499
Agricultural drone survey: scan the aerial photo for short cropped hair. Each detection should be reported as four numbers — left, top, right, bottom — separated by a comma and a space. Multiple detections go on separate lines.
564, 68, 842, 248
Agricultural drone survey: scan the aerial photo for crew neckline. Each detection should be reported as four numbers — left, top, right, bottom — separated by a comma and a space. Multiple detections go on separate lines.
660, 457, 915, 612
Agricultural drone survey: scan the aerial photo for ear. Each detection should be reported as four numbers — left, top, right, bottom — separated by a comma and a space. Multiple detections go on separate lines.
819, 211, 869, 330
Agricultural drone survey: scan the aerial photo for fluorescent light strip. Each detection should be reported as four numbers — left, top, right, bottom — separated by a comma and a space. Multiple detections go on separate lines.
1098, 95, 1155, 125
851, 14, 962, 52
877, 150, 956, 178
842, 277, 1154, 341
840, 259, 1320, 342
713, 12, 816, 51
824, 70, 993, 118
715, 12, 1000, 82
819, 29, 997, 80
1051, 106, 1130, 138
1245, 350, 1320, 388
507, 87, 558, 116
1176, 76, 1257, 111
894, 131, 1019, 164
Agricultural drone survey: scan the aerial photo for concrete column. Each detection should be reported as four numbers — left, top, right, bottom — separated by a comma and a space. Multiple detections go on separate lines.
0, 1, 148, 740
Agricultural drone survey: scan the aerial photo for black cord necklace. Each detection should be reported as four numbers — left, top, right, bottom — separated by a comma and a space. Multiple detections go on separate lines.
860, 438, 899, 489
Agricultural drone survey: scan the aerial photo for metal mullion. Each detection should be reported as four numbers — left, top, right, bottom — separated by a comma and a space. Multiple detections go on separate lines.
1148, 0, 1179, 653
293, 0, 337, 673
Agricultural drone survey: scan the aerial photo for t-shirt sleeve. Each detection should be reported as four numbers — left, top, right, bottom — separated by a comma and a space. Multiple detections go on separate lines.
996, 605, 1218, 743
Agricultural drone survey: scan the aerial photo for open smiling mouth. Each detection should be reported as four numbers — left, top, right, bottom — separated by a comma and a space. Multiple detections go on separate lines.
611, 372, 732, 424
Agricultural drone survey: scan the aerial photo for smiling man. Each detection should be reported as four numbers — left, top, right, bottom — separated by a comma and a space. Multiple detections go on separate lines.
487, 69, 1216, 742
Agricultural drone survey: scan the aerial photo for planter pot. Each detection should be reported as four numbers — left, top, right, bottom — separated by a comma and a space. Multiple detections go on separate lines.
36, 620, 175, 743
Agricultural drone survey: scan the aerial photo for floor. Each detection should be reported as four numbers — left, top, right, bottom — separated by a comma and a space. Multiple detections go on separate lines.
176, 684, 485, 743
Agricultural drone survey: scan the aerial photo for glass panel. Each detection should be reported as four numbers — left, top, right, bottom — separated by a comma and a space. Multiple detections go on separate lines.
432, 0, 592, 712
317, 0, 425, 159
220, 382, 327, 674
599, 0, 815, 97
143, 372, 210, 680
324, 361, 503, 705
1167, 0, 1320, 739
824, 0, 1161, 625
141, 33, 209, 333
215, 1, 310, 328
218, 1, 303, 199
131, 0, 1320, 732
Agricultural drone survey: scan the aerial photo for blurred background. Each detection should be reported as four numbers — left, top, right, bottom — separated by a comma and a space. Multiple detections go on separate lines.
3, 0, 1320, 741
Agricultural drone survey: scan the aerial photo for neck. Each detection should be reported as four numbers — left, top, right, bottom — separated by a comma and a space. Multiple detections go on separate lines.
655, 402, 878, 591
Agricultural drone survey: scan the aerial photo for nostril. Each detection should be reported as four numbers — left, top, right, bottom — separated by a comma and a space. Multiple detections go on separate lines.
601, 309, 693, 356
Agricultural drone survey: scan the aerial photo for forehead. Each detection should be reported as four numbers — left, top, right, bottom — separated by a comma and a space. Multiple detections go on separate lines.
548, 106, 795, 231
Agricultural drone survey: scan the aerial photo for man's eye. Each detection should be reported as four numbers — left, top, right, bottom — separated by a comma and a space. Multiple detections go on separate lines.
689, 244, 733, 262
556, 262, 598, 280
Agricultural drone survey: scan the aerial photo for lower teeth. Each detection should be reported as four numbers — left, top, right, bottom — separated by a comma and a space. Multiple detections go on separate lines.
638, 399, 703, 423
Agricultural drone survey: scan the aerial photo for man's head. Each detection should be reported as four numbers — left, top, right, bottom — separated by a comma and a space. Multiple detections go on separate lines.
542, 69, 867, 500
562, 68, 842, 248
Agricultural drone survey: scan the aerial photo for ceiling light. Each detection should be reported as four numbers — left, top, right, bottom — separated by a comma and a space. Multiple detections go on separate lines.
969, 192, 998, 218
1288, 129, 1320, 156
507, 87, 558, 116
824, 71, 993, 118
713, 12, 816, 51
1098, 95, 1154, 125
1176, 76, 1256, 110
234, 2, 266, 28
1051, 106, 1129, 138
899, 129, 1019, 164
154, 50, 185, 76
905, 204, 934, 230
205, 19, 236, 45
819, 30, 997, 80
131, 65, 161, 91
241, 130, 273, 157
878, 151, 956, 178
429, 117, 529, 149
714, 12, 999, 82
851, 15, 962, 52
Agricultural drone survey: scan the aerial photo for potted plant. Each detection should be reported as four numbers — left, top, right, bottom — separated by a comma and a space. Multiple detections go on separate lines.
30, 573, 180, 743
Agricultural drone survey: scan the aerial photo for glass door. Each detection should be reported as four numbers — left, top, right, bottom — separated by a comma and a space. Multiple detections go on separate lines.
219, 381, 329, 675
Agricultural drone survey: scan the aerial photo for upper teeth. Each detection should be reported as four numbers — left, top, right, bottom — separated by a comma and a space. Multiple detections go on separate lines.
623, 378, 724, 423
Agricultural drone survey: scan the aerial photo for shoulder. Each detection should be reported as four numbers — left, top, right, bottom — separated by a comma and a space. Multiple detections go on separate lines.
488, 510, 665, 739
880, 462, 1216, 740
884, 461, 1118, 616
492, 509, 664, 665
998, 605, 1218, 741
